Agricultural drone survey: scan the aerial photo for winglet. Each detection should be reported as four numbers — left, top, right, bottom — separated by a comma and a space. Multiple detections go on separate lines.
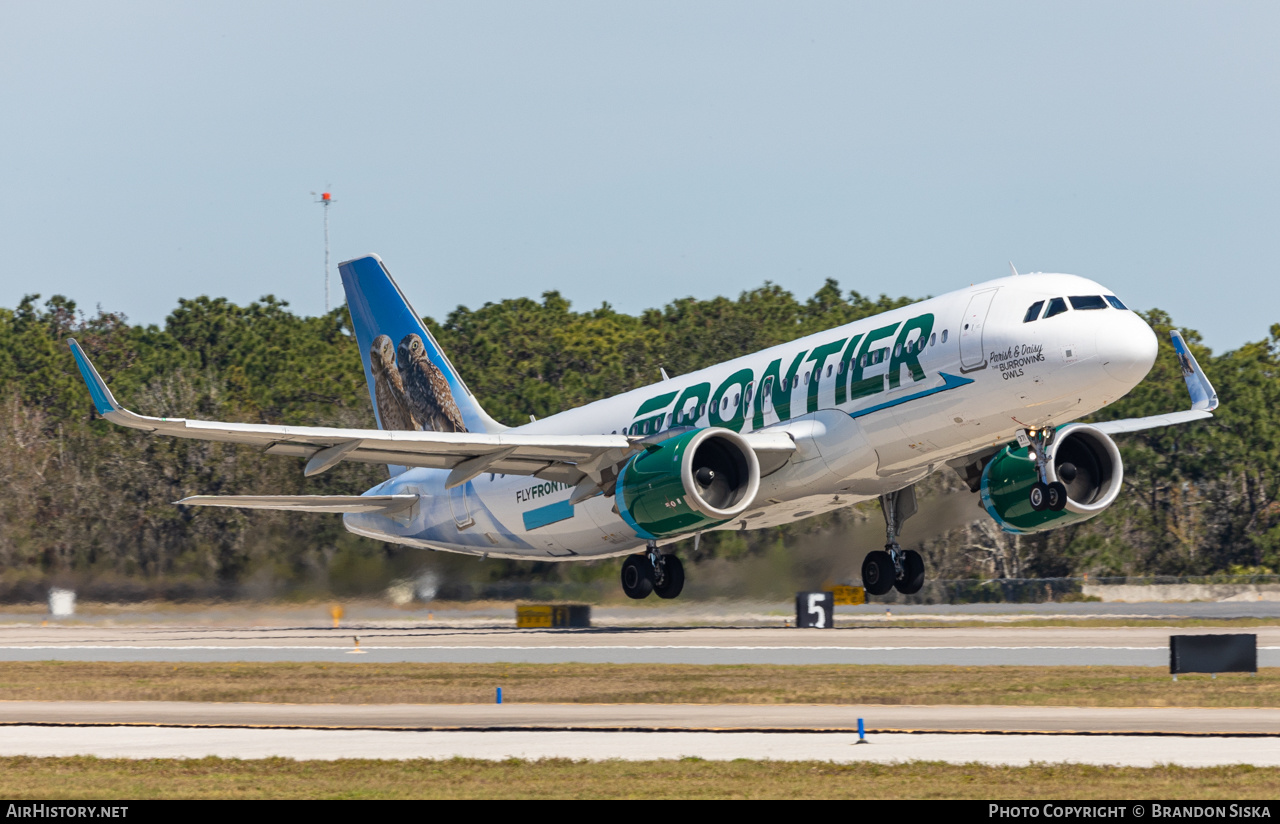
68, 339, 163, 431
68, 338, 123, 416
1170, 330, 1218, 412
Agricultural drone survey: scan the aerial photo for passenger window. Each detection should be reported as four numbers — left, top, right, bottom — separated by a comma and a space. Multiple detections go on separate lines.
664, 413, 672, 429
804, 371, 811, 385
838, 360, 847, 374
930, 332, 936, 347
733, 392, 740, 408
1106, 295, 1128, 310
894, 344, 902, 357
762, 377, 773, 396
827, 364, 834, 378
698, 403, 706, 417
941, 330, 949, 343
1044, 297, 1068, 319
1069, 295, 1107, 310
1023, 301, 1045, 323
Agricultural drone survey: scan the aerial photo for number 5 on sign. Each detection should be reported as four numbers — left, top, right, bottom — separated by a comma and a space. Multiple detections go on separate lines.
796, 591, 834, 628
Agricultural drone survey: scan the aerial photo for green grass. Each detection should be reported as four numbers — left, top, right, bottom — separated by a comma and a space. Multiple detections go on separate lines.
2, 662, 1276, 707
0, 757, 1276, 799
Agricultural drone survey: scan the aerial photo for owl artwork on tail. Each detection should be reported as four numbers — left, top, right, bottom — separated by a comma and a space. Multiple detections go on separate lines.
370, 335, 418, 431
397, 333, 468, 433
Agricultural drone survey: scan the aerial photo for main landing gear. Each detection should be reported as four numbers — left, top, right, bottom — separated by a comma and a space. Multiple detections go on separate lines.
1023, 427, 1067, 513
621, 543, 685, 600
861, 486, 925, 597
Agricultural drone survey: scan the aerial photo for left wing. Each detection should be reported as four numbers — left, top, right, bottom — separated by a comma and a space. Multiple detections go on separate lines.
1092, 330, 1219, 435
70, 340, 795, 490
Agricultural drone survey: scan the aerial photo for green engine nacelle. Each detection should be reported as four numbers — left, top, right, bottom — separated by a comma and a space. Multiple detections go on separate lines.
614, 427, 761, 540
979, 423, 1125, 535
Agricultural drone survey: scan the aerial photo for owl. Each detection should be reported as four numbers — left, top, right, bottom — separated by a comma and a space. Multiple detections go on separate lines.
369, 334, 418, 431
397, 333, 467, 433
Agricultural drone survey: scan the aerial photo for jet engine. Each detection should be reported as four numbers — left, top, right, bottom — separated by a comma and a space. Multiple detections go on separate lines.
979, 423, 1124, 534
615, 428, 761, 539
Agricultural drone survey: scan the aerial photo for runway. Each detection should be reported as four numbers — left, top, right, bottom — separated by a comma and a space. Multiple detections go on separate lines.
4, 726, 1279, 767
4, 615, 1277, 768
3, 702, 1279, 767
4, 701, 1280, 735
2, 624, 1276, 666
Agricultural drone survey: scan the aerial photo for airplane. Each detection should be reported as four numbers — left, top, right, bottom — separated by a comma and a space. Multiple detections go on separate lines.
69, 255, 1218, 600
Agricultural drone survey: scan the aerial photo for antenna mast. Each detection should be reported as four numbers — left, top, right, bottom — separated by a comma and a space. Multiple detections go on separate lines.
316, 191, 335, 312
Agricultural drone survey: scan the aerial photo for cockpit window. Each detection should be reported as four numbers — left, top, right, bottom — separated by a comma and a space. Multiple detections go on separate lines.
1044, 297, 1068, 319
1069, 295, 1108, 311
1105, 295, 1128, 310
1023, 301, 1045, 323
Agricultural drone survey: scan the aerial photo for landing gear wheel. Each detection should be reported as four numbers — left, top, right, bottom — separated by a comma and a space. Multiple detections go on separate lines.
621, 554, 654, 599
653, 554, 685, 599
861, 550, 896, 596
894, 550, 925, 595
1029, 482, 1049, 512
1047, 482, 1068, 512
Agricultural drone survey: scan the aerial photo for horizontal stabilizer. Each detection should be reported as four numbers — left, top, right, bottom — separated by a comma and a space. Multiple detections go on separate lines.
175, 495, 417, 514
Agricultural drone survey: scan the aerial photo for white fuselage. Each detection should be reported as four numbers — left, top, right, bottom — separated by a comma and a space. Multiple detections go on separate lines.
343, 273, 1157, 559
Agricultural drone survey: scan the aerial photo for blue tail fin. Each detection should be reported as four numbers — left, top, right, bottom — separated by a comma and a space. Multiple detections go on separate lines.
339, 254, 506, 435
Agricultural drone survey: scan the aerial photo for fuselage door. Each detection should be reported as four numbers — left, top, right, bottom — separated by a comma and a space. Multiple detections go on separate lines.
959, 288, 999, 373
450, 482, 476, 531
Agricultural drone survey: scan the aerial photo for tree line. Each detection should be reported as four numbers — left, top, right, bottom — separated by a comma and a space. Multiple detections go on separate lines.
0, 282, 1276, 601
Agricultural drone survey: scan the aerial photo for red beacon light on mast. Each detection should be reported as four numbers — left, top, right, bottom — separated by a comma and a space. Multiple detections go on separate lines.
321, 192, 331, 202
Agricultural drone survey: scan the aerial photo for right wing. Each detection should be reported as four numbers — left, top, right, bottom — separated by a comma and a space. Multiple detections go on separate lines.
71, 340, 795, 492
1091, 330, 1219, 435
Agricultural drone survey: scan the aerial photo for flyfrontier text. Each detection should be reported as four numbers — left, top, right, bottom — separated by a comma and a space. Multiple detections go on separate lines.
515, 481, 572, 503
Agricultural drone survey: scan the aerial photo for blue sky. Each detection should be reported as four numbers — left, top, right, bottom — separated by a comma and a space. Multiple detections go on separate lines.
3, 2, 1276, 353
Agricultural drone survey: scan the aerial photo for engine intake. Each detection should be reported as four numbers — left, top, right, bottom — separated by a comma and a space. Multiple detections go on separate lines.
979, 423, 1124, 534
616, 428, 761, 539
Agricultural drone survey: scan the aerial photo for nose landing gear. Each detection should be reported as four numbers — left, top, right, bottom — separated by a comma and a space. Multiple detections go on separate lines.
1023, 427, 1067, 512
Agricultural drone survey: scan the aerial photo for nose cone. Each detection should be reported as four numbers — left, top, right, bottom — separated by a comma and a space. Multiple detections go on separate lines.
1099, 312, 1158, 387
